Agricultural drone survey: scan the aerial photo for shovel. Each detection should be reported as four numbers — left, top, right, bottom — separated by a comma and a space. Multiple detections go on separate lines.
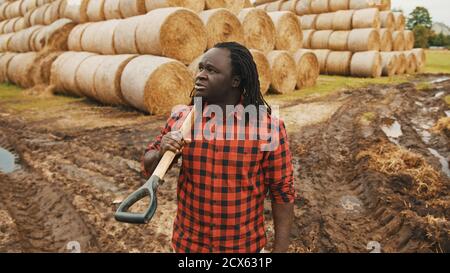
115, 109, 194, 224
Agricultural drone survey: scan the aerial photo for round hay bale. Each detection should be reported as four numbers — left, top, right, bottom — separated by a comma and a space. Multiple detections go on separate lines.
280, 0, 298, 12
104, 0, 122, 19
266, 50, 296, 94
379, 28, 392, 51
53, 51, 96, 96
144, 0, 205, 13
302, 29, 314, 48
0, 33, 14, 52
7, 52, 39, 88
393, 12, 405, 31
81, 20, 119, 55
86, 0, 105, 22
329, 0, 348, 12
380, 52, 398, 76
404, 51, 417, 74
238, 8, 276, 53
379, 11, 394, 29
244, 0, 252, 8
332, 10, 353, 30
199, 8, 244, 49
411, 48, 425, 73
5, 1, 21, 19
348, 28, 380, 52
119, 0, 146, 18
94, 54, 137, 105
310, 30, 332, 49
325, 51, 352, 75
395, 51, 406, 75
205, 0, 244, 15
315, 12, 334, 30
293, 49, 319, 88
14, 17, 28, 32
404, 30, 414, 50
0, 52, 17, 83
75, 55, 105, 99
295, 0, 311, 15
136, 7, 207, 64
44, 0, 63, 25
268, 11, 302, 54
310, 0, 329, 14
352, 8, 380, 29
68, 22, 91, 51
120, 55, 194, 114
43, 18, 76, 51
9, 25, 42, 52
350, 50, 381, 78
113, 15, 143, 54
29, 51, 63, 86
300, 14, 316, 29
30, 4, 50, 25
3, 17, 21, 33
63, 0, 88, 23
376, 0, 391, 11
187, 53, 203, 77
0, 20, 8, 34
349, 0, 375, 9
392, 30, 405, 51
328, 30, 350, 51
311, 49, 330, 73
249, 49, 271, 94
264, 0, 283, 12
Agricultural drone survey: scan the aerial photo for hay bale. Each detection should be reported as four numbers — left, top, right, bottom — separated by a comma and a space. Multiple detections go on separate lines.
104, 0, 122, 19
7, 52, 39, 88
3, 18, 21, 34
29, 51, 63, 86
332, 10, 353, 30
310, 30, 332, 49
113, 15, 143, 54
145, 0, 205, 13
136, 7, 207, 64
63, 0, 88, 23
268, 11, 302, 54
310, 49, 330, 73
266, 50, 297, 94
264, 0, 283, 12
94, 54, 138, 105
393, 12, 405, 31
187, 53, 202, 77
51, 51, 96, 96
350, 50, 381, 78
35, 18, 75, 51
0, 52, 17, 82
75, 55, 106, 99
302, 29, 314, 48
8, 25, 42, 52
199, 8, 244, 49
0, 33, 14, 52
392, 30, 405, 51
310, 0, 329, 14
238, 8, 275, 53
280, 0, 298, 12
328, 30, 350, 51
44, 0, 64, 25
329, 0, 349, 12
81, 20, 119, 55
404, 51, 417, 74
315, 12, 334, 30
349, 0, 375, 9
380, 52, 398, 76
348, 28, 380, 52
411, 48, 426, 73
86, 0, 105, 22
119, 0, 146, 18
379, 28, 392, 52
249, 49, 271, 94
295, 0, 311, 15
352, 8, 380, 29
68, 23, 91, 51
300, 14, 316, 29
404, 30, 414, 50
120, 55, 194, 114
205, 0, 244, 14
380, 11, 394, 29
393, 51, 406, 75
325, 51, 352, 76
293, 49, 319, 88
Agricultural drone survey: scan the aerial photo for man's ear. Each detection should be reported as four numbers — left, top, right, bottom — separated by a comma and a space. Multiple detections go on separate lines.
231, 76, 241, 88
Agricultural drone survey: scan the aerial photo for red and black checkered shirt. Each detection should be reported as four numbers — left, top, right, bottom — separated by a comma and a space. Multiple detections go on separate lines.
143, 103, 295, 253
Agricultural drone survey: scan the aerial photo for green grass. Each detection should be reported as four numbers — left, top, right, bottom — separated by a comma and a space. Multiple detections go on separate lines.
445, 95, 450, 107
425, 50, 450, 74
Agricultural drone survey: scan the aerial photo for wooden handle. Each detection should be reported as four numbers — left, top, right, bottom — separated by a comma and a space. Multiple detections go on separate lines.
153, 109, 194, 179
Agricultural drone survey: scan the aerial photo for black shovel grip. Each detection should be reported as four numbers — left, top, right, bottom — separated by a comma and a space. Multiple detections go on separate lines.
114, 175, 160, 224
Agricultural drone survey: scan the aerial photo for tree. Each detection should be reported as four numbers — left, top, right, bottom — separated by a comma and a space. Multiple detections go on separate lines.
407, 7, 432, 30
413, 25, 432, 48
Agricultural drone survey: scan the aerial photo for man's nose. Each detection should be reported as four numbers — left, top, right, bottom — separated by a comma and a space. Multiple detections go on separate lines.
196, 70, 208, 81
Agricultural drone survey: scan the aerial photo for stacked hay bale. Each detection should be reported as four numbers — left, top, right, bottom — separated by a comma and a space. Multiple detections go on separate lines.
256, 0, 424, 78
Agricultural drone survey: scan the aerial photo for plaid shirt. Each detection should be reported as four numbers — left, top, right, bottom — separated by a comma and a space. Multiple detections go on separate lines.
143, 103, 295, 253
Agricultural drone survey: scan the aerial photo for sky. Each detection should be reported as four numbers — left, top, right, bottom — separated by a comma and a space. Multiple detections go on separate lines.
391, 0, 450, 26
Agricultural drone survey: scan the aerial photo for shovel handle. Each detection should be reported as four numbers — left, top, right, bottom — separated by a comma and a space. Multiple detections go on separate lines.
115, 109, 194, 224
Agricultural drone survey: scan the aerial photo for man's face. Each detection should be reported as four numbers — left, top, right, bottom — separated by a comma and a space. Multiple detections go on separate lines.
194, 48, 236, 104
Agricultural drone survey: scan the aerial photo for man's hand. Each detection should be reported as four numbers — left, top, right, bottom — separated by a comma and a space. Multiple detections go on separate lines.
159, 130, 186, 157
271, 202, 294, 253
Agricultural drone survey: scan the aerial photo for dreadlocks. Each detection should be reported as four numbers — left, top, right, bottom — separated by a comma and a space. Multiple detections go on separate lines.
190, 42, 272, 115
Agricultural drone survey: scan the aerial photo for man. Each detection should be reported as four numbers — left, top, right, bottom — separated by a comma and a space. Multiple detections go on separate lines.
143, 42, 295, 253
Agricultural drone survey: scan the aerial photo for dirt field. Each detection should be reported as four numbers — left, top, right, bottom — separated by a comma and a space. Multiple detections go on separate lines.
0, 73, 449, 253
